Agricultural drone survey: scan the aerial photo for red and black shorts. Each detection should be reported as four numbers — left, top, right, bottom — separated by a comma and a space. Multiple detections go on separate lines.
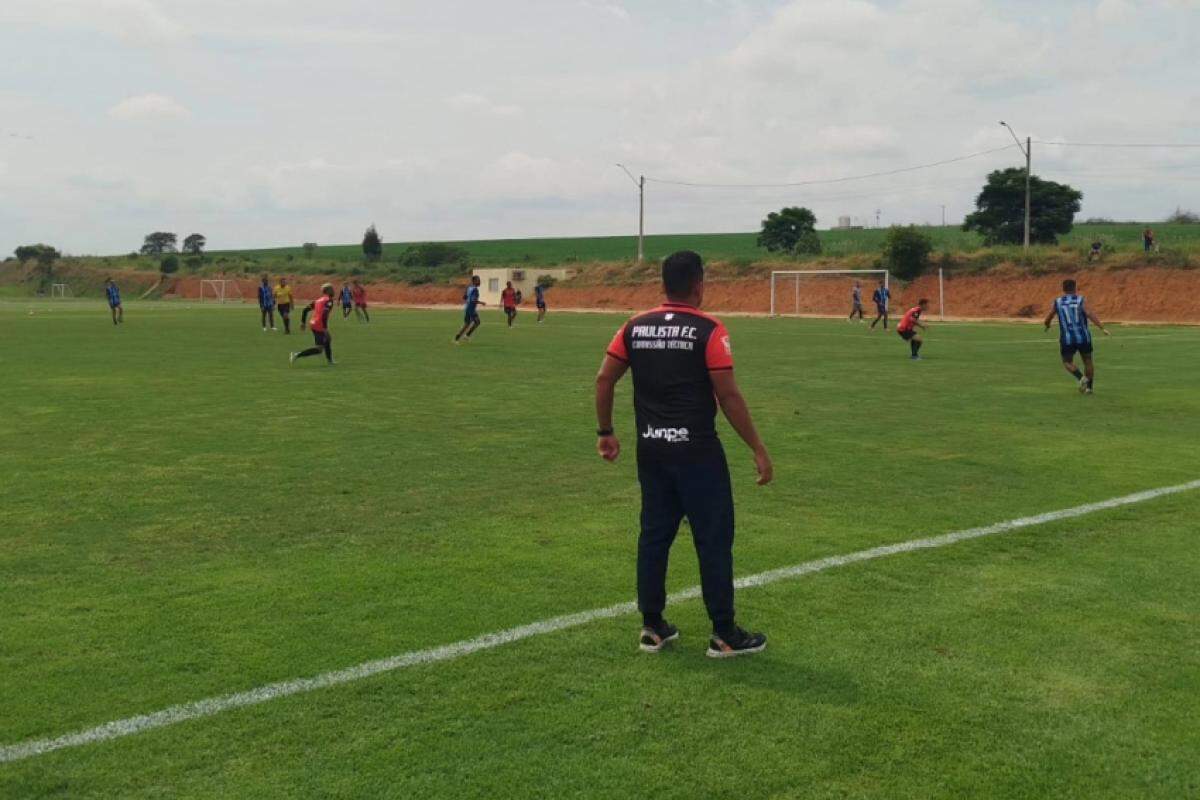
898, 329, 916, 341
311, 329, 330, 346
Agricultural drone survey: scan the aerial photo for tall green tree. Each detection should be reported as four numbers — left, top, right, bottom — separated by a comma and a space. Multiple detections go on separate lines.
757, 207, 821, 255
362, 225, 383, 261
182, 233, 206, 255
140, 231, 178, 255
962, 168, 1082, 245
881, 226, 934, 280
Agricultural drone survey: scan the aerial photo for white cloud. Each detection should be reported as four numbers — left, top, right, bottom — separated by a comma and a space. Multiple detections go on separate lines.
0, 0, 185, 45
107, 93, 191, 121
444, 93, 522, 117
579, 1, 631, 21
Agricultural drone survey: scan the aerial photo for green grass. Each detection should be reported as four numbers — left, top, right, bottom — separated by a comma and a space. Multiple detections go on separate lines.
202, 223, 1200, 266
3, 300, 1199, 798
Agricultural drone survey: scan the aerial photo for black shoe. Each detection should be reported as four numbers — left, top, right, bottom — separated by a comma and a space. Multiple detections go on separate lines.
638, 621, 680, 653
707, 627, 767, 659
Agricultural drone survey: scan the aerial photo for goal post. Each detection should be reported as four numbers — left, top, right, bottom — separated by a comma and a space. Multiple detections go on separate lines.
199, 279, 245, 303
769, 269, 890, 317
50, 283, 71, 299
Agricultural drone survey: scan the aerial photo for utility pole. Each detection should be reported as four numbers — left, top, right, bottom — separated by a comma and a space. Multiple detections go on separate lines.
616, 164, 645, 263
940, 205, 946, 227
999, 121, 1032, 249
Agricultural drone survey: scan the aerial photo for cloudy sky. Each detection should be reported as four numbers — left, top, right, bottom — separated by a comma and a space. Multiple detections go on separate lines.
1, 0, 1197, 255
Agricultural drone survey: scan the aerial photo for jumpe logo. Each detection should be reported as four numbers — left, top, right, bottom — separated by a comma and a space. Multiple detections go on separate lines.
642, 425, 690, 444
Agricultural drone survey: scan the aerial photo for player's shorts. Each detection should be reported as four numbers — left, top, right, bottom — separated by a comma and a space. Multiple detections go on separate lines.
504, 305, 516, 314
355, 302, 367, 309
311, 329, 330, 346
852, 302, 863, 311
260, 305, 275, 312
342, 302, 352, 309
1060, 341, 1093, 360
278, 303, 291, 314
876, 304, 888, 314
464, 308, 480, 324
536, 302, 546, 310
109, 301, 121, 308
899, 329, 916, 341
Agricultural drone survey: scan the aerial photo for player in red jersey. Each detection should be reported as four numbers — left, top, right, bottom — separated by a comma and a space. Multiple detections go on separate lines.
290, 283, 337, 365
897, 299, 929, 360
500, 281, 518, 327
351, 280, 370, 323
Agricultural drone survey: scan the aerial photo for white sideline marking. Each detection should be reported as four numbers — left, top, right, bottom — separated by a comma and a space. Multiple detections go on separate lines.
3, 479, 1198, 765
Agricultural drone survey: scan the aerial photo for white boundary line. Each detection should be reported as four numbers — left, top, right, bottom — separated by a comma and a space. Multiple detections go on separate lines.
3, 478, 1198, 765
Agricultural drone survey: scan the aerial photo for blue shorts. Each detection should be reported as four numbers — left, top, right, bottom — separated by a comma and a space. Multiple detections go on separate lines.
1060, 341, 1094, 360
464, 307, 480, 324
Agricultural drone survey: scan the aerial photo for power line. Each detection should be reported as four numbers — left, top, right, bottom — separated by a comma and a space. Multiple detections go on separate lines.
642, 144, 1019, 189
1032, 140, 1200, 148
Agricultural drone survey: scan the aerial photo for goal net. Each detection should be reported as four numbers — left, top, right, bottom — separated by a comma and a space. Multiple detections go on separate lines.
769, 269, 890, 318
50, 283, 72, 299
199, 279, 245, 303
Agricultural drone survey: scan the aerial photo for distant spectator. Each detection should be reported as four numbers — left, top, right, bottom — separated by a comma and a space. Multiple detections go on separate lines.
1087, 240, 1103, 262
1143, 228, 1155, 252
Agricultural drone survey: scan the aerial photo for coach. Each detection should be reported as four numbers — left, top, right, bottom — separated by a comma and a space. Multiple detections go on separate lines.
595, 250, 773, 658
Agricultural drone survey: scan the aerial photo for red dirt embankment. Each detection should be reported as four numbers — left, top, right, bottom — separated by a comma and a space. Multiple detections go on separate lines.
164, 268, 1200, 323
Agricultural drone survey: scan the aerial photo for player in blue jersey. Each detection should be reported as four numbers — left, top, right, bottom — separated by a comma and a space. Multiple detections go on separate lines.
104, 278, 123, 325
534, 282, 547, 323
868, 280, 891, 330
1043, 279, 1110, 394
340, 284, 353, 319
257, 275, 276, 331
454, 275, 487, 343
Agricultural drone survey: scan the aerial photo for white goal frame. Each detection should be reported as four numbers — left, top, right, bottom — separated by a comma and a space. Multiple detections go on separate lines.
50, 283, 71, 299
769, 269, 890, 317
199, 279, 245, 303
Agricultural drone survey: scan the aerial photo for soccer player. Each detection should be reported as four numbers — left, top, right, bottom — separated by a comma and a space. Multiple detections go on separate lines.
274, 277, 294, 334
848, 281, 864, 322
340, 283, 353, 319
534, 282, 547, 323
352, 280, 370, 323
104, 278, 123, 325
595, 250, 772, 659
869, 280, 891, 330
501, 281, 518, 327
291, 283, 336, 365
257, 275, 276, 331
454, 275, 486, 342
897, 298, 929, 360
1043, 278, 1110, 394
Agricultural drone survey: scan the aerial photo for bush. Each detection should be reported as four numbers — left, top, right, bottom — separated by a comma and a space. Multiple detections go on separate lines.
397, 242, 470, 268
1166, 207, 1199, 224
881, 226, 934, 280
159, 254, 180, 275
536, 275, 557, 289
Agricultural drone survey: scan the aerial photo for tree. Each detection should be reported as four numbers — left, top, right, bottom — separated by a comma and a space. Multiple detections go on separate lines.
1166, 207, 1199, 224
182, 233, 206, 255
757, 207, 821, 255
362, 225, 383, 261
962, 168, 1082, 245
160, 254, 180, 275
14, 244, 57, 264
881, 226, 934, 280
302, 242, 319, 258
141, 231, 178, 255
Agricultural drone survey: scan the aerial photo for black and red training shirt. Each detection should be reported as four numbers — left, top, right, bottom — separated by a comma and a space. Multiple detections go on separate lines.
606, 302, 734, 460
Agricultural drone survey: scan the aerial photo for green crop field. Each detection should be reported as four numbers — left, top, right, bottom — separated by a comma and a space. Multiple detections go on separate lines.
204, 223, 1200, 266
4, 299, 1199, 798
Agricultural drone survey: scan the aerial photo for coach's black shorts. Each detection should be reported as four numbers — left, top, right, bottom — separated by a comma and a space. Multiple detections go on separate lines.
278, 303, 291, 314
1061, 341, 1093, 360
312, 330, 330, 347
899, 329, 916, 341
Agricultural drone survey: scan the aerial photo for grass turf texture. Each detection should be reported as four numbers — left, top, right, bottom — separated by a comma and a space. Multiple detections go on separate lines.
3, 300, 1199, 798
203, 222, 1200, 266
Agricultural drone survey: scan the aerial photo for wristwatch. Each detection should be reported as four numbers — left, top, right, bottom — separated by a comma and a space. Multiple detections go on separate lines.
596, 428, 614, 437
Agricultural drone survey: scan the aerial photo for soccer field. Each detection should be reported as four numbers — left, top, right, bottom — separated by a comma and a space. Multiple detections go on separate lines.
3, 300, 1199, 798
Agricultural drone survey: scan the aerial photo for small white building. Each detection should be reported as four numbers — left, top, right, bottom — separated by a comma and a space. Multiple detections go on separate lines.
472, 268, 573, 306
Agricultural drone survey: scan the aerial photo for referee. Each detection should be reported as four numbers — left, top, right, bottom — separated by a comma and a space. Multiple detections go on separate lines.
595, 250, 773, 658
